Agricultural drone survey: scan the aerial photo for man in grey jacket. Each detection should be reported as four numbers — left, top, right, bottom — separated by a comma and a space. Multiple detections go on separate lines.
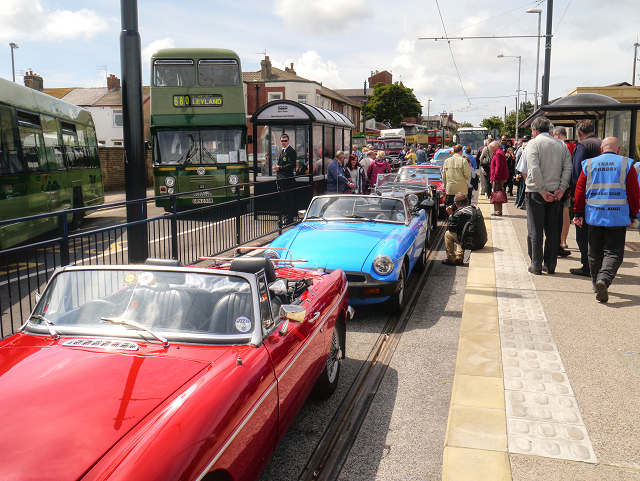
525, 117, 572, 275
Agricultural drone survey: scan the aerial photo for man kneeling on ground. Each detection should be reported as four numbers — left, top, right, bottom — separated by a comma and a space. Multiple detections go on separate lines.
442, 193, 473, 265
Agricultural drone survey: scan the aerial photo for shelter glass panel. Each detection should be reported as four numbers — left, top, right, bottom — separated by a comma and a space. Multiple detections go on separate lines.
323, 126, 334, 175
605, 110, 632, 157
312, 125, 323, 175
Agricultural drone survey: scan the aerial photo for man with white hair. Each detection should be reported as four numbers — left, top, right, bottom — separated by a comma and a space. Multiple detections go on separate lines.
525, 117, 572, 275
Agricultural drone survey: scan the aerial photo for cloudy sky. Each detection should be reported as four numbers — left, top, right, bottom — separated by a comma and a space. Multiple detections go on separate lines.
1, 0, 638, 125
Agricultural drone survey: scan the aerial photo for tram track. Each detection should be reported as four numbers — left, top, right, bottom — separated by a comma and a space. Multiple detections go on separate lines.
298, 221, 446, 481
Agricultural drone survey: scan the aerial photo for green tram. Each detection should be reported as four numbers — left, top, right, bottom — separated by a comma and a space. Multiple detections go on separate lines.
0, 77, 104, 250
150, 48, 250, 211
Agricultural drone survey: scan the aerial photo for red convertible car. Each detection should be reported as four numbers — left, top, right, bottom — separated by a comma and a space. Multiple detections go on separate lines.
0, 257, 350, 481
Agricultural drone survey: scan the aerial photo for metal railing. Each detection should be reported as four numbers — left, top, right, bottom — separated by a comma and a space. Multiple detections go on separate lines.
0, 178, 313, 338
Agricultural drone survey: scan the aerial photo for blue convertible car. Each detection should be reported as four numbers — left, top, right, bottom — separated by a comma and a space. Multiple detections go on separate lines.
267, 194, 432, 313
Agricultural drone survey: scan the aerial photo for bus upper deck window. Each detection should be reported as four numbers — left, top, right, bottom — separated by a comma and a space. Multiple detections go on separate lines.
198, 59, 240, 87
154, 59, 196, 87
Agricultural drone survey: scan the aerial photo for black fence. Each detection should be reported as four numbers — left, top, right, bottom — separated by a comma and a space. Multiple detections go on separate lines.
0, 178, 313, 338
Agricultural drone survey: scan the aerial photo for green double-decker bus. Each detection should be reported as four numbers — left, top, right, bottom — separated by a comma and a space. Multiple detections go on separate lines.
150, 48, 250, 211
0, 77, 104, 250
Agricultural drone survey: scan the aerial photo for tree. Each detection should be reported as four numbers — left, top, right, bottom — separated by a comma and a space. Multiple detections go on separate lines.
459, 122, 474, 128
503, 101, 534, 138
480, 116, 504, 136
367, 82, 422, 128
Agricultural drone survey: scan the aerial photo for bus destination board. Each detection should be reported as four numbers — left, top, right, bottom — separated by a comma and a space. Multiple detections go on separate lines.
173, 94, 223, 108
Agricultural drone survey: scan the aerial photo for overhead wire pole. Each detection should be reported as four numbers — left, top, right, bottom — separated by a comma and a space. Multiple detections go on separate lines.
120, 0, 148, 262
541, 0, 553, 106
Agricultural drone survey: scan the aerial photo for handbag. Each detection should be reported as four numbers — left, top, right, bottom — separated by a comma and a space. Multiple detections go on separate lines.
490, 190, 508, 204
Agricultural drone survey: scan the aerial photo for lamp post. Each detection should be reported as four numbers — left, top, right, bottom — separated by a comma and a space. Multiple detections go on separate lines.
427, 98, 432, 129
634, 42, 640, 86
498, 54, 521, 141
9, 42, 18, 83
527, 9, 542, 110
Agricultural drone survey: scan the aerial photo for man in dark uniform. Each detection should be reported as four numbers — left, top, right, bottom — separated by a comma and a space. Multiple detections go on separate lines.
570, 120, 602, 277
274, 134, 297, 224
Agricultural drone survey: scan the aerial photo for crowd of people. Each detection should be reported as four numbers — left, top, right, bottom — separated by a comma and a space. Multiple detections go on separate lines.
284, 127, 640, 305
469, 119, 640, 303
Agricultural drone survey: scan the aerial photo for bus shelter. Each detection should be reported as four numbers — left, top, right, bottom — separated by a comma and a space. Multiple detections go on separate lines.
250, 100, 354, 212
519, 93, 640, 160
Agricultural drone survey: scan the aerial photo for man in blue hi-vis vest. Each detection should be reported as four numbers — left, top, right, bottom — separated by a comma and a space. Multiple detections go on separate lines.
573, 137, 640, 303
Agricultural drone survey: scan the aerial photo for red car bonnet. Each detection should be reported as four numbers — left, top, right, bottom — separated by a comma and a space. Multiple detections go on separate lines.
0, 334, 212, 480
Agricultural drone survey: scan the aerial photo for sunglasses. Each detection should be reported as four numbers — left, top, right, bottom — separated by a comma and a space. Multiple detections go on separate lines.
280, 140, 288, 143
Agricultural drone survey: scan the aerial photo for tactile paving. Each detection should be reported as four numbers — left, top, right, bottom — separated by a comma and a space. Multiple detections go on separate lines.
490, 216, 597, 464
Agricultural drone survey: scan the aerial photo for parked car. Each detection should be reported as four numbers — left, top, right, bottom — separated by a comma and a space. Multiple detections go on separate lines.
397, 164, 447, 217
374, 172, 438, 230
267, 194, 431, 313
432, 147, 454, 166
0, 258, 351, 481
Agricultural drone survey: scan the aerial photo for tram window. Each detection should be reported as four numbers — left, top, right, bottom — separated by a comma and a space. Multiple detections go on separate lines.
198, 59, 240, 87
41, 115, 66, 171
18, 126, 46, 173
0, 107, 23, 175
61, 122, 80, 168
154, 59, 196, 87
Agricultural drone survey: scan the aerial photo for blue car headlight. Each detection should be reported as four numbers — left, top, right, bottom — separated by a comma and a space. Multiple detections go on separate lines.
264, 249, 280, 260
373, 255, 394, 276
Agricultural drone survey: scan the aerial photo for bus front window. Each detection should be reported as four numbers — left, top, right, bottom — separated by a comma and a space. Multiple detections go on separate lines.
200, 129, 244, 164
156, 131, 200, 164
153, 60, 196, 87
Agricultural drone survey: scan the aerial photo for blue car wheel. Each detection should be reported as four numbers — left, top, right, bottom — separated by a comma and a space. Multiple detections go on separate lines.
385, 264, 406, 314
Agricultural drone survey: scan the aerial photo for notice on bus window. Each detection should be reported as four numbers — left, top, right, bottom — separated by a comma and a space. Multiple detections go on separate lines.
173, 94, 223, 108
229, 151, 238, 163
239, 149, 247, 163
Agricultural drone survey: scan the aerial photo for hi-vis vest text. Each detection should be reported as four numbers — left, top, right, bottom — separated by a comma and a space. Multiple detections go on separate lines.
582, 154, 632, 227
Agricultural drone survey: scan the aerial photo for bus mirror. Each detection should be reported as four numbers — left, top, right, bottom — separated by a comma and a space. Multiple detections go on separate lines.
144, 140, 151, 150
247, 135, 253, 144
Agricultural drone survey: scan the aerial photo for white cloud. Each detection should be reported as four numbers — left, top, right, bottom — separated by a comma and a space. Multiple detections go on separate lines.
142, 38, 176, 66
276, 51, 346, 89
272, 0, 372, 33
0, 0, 110, 42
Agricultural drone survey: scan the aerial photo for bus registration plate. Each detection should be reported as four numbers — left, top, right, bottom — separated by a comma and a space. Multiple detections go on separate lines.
192, 198, 214, 204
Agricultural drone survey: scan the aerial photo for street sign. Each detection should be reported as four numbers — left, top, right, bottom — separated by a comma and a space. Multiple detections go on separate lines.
491, 128, 500, 139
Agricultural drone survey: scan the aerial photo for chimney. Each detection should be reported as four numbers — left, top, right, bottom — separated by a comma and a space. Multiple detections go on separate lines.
285, 62, 296, 75
24, 70, 44, 91
260, 56, 272, 80
107, 74, 121, 91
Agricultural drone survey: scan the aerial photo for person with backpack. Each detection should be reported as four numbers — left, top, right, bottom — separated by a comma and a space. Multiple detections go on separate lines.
442, 193, 474, 265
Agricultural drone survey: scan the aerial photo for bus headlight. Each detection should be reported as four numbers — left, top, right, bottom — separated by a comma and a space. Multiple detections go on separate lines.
373, 255, 394, 276
264, 249, 280, 260
167, 188, 174, 194
165, 176, 176, 187
228, 174, 239, 185
407, 194, 419, 208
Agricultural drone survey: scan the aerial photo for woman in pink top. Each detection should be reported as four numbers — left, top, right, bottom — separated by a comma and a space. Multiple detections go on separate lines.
489, 140, 510, 215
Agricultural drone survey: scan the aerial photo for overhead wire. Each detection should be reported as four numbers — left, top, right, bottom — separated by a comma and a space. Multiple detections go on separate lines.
434, 0, 471, 105
448, 0, 545, 35
553, 0, 573, 35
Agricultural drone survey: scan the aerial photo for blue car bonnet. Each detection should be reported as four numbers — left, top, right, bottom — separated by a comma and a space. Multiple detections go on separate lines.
273, 222, 404, 272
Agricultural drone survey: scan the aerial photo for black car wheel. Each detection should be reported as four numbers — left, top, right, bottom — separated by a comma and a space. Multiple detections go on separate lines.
385, 264, 406, 314
311, 318, 344, 400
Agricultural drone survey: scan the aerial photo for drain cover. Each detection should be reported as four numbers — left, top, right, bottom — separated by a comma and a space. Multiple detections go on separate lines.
620, 351, 640, 376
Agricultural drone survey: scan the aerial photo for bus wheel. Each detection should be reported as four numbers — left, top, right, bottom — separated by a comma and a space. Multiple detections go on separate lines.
69, 189, 84, 230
